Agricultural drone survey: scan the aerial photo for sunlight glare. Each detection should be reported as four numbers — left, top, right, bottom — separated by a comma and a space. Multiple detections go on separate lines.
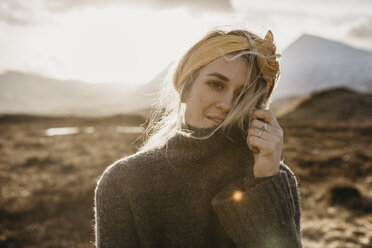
28, 5, 219, 85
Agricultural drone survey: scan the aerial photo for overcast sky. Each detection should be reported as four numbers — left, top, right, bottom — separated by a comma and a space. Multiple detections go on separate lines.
0, 0, 371, 85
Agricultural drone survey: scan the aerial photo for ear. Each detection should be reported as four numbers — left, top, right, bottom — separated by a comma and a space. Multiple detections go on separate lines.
180, 77, 195, 103
181, 93, 186, 103
180, 87, 190, 103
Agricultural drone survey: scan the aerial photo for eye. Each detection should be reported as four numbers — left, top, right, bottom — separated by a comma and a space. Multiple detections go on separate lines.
207, 80, 224, 90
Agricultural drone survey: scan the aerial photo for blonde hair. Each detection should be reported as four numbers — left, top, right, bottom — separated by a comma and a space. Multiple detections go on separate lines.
139, 28, 280, 151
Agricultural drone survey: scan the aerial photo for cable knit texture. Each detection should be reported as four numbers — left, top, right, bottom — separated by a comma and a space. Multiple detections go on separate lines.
94, 125, 302, 247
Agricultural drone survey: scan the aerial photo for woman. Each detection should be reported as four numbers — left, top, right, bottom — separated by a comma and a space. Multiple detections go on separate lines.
94, 28, 302, 247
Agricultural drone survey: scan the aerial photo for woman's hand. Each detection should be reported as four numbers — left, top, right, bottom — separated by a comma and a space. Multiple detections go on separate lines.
246, 109, 283, 178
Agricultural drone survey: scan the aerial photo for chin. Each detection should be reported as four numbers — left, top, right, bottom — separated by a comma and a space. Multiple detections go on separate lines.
186, 119, 221, 128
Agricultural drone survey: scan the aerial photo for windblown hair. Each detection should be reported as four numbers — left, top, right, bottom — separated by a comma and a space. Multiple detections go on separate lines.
139, 28, 281, 151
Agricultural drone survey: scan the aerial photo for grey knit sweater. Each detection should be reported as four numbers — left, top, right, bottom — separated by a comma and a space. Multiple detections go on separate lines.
94, 125, 302, 247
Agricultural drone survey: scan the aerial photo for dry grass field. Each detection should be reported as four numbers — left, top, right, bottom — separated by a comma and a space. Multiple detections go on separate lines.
0, 92, 372, 247
0, 115, 145, 248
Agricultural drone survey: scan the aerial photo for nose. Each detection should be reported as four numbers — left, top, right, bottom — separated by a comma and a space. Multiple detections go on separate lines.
215, 92, 234, 113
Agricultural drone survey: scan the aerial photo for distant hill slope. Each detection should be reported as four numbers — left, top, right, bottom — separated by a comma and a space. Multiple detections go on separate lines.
273, 34, 372, 99
280, 87, 372, 121
0, 71, 141, 117
0, 64, 170, 117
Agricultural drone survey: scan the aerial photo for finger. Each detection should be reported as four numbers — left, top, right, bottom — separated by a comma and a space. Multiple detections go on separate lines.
248, 136, 274, 154
247, 128, 281, 153
246, 131, 260, 153
248, 127, 280, 143
246, 136, 260, 153
252, 109, 280, 128
250, 119, 283, 138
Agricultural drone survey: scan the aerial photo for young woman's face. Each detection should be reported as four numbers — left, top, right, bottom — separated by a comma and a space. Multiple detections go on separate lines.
183, 55, 250, 128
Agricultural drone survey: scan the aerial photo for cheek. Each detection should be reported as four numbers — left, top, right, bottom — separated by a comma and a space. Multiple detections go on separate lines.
187, 87, 204, 106
194, 93, 213, 113
188, 95, 204, 114
185, 82, 215, 115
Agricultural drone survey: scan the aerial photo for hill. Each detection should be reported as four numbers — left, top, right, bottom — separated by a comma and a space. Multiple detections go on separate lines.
0, 71, 138, 117
280, 87, 372, 121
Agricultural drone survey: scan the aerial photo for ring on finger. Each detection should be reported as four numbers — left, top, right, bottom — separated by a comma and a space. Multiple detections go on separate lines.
261, 122, 268, 132
258, 130, 264, 137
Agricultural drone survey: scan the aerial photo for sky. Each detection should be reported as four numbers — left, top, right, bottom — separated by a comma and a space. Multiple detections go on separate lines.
0, 0, 371, 86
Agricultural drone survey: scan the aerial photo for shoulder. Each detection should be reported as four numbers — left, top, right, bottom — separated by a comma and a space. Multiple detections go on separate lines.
95, 148, 164, 195
105, 149, 161, 174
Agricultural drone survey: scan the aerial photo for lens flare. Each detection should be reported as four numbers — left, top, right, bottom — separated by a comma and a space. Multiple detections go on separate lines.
233, 190, 243, 201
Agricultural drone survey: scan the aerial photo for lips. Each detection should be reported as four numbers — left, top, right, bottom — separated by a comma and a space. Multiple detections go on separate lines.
206, 114, 225, 124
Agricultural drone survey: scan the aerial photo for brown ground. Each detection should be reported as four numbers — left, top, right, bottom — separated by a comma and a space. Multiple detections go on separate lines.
0, 89, 372, 248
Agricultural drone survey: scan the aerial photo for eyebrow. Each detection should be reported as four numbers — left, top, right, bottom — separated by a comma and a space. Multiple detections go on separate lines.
207, 72, 229, 81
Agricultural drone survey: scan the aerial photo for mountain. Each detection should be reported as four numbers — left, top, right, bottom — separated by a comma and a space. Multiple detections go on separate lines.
0, 71, 137, 117
0, 67, 170, 117
273, 34, 372, 99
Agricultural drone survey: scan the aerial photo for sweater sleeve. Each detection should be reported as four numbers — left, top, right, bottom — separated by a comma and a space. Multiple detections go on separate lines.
211, 162, 302, 248
94, 161, 140, 248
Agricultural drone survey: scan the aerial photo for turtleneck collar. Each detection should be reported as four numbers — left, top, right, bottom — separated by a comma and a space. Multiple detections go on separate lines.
164, 123, 249, 173
178, 122, 246, 140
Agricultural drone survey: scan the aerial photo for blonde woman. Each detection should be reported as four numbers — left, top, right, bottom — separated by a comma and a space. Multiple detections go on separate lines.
94, 28, 302, 247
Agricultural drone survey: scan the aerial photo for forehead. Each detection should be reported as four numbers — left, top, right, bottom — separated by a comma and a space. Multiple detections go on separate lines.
197, 55, 250, 87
